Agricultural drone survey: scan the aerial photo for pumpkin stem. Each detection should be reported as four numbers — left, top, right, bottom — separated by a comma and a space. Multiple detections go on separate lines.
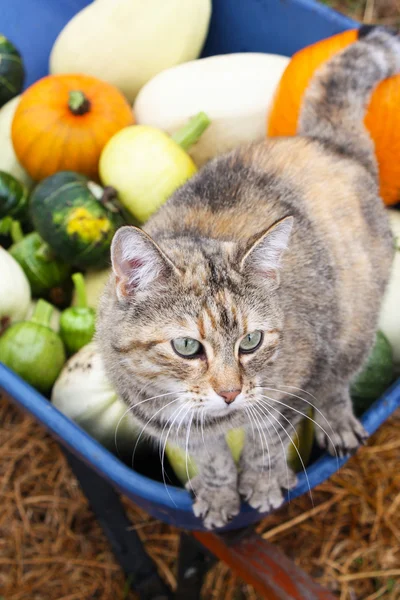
101, 186, 119, 210
72, 273, 88, 309
171, 111, 211, 151
0, 216, 13, 236
30, 299, 54, 328
68, 90, 91, 116
35, 242, 55, 262
96, 184, 120, 213
10, 220, 24, 244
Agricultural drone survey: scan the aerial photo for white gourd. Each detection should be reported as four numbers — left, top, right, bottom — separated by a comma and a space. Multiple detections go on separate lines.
0, 247, 31, 328
378, 209, 400, 367
50, 0, 212, 102
134, 53, 290, 166
0, 97, 33, 188
51, 342, 139, 452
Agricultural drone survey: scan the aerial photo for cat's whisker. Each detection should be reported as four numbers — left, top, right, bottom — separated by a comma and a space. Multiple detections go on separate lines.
256, 384, 339, 451
160, 401, 192, 506
245, 404, 264, 467
245, 405, 265, 463
244, 405, 256, 442
258, 391, 340, 466
273, 383, 319, 404
158, 397, 189, 487
175, 403, 193, 441
257, 398, 300, 448
158, 405, 179, 499
114, 381, 152, 456
131, 396, 183, 469
253, 402, 290, 492
185, 410, 195, 497
246, 403, 270, 482
114, 388, 186, 456
200, 407, 210, 459
173, 403, 197, 492
256, 400, 314, 506
163, 405, 191, 506
256, 397, 309, 483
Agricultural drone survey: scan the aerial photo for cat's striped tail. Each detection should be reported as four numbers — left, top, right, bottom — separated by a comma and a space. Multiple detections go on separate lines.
298, 26, 400, 177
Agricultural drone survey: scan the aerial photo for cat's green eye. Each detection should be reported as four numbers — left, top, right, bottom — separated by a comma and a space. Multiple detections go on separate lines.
172, 337, 203, 358
239, 331, 263, 353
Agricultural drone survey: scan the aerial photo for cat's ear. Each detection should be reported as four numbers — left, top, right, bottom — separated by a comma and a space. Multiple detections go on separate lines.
240, 216, 293, 284
111, 226, 179, 301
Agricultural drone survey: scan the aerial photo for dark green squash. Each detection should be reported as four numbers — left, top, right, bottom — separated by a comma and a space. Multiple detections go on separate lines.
29, 171, 127, 268
351, 331, 394, 416
0, 215, 13, 248
0, 170, 28, 220
0, 35, 25, 107
9, 222, 71, 296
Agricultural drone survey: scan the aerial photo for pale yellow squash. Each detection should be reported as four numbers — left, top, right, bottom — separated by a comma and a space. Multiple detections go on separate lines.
50, 0, 212, 102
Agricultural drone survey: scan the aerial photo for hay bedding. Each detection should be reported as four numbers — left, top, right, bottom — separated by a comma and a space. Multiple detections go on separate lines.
0, 391, 399, 600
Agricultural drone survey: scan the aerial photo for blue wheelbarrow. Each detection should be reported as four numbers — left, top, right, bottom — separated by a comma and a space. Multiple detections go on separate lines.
1, 0, 399, 597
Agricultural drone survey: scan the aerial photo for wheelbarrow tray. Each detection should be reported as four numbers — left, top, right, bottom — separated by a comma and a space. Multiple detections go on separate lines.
1, 0, 399, 533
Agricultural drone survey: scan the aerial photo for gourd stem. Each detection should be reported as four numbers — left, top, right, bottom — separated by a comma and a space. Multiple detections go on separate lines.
72, 273, 88, 309
31, 299, 53, 327
171, 111, 211, 151
0, 216, 13, 236
35, 242, 54, 262
68, 90, 91, 116
10, 220, 24, 244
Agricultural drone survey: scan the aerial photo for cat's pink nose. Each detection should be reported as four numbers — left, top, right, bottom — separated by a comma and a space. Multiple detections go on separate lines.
218, 389, 241, 405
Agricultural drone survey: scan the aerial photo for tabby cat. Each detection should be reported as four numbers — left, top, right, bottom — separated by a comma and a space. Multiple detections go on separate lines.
97, 27, 398, 529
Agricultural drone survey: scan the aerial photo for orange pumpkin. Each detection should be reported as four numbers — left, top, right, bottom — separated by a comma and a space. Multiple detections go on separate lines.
11, 74, 134, 181
267, 29, 400, 206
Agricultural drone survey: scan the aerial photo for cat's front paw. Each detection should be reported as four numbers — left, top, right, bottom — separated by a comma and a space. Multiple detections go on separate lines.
238, 467, 297, 513
186, 476, 240, 529
315, 412, 368, 458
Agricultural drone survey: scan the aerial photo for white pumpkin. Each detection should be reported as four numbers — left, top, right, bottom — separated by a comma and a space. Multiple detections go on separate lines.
134, 53, 290, 167
50, 0, 212, 103
52, 342, 139, 453
0, 246, 31, 329
0, 97, 33, 188
379, 209, 400, 367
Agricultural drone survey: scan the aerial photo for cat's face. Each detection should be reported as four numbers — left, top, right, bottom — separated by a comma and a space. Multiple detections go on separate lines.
97, 218, 293, 431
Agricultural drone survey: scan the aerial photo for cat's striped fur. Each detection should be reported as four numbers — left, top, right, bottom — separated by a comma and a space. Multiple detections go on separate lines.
97, 27, 398, 528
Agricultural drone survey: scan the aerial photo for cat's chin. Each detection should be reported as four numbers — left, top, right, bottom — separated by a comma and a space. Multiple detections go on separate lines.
201, 402, 245, 423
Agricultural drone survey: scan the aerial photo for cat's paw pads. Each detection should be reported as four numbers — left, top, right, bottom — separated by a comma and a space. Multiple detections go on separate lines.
238, 467, 297, 513
316, 413, 368, 458
186, 477, 240, 530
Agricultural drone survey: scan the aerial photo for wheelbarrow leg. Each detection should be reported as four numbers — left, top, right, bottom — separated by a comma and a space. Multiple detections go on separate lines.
64, 449, 173, 600
175, 533, 216, 600
194, 529, 336, 600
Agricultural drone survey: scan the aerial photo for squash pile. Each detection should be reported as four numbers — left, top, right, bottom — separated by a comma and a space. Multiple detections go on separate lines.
0, 14, 399, 475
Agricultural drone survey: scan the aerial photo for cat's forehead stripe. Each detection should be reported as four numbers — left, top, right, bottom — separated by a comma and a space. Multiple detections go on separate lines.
203, 304, 217, 330
197, 314, 205, 339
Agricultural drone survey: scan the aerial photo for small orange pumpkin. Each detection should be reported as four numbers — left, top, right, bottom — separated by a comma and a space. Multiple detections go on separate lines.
11, 74, 134, 181
267, 29, 400, 206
